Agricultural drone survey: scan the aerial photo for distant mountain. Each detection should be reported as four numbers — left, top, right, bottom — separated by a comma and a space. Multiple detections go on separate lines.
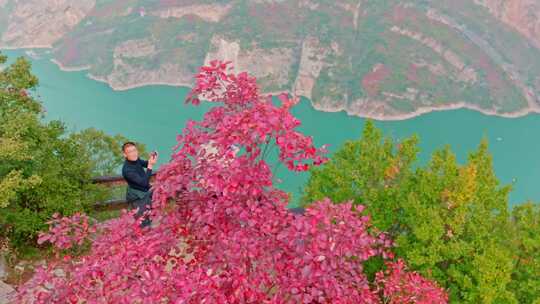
1, 0, 540, 120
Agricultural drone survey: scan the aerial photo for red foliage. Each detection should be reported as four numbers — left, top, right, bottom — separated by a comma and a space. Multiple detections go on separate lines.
17, 60, 447, 303
36, 212, 95, 251
376, 259, 448, 304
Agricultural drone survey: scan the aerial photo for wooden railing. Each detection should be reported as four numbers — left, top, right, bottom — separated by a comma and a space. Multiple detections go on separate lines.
91, 171, 157, 209
90, 171, 305, 215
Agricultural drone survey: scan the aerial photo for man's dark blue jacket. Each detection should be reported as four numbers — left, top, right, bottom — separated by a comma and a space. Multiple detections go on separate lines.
122, 157, 152, 192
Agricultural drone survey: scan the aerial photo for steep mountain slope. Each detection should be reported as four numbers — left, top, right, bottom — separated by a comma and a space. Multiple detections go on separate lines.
1, 0, 540, 119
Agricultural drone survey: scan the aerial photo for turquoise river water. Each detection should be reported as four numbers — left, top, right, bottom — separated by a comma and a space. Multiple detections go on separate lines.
2, 49, 539, 207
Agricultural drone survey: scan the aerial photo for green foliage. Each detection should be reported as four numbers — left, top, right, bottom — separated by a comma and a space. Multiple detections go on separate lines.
69, 127, 146, 177
397, 142, 515, 303
508, 203, 540, 303
0, 52, 135, 253
302, 120, 419, 232
303, 120, 538, 303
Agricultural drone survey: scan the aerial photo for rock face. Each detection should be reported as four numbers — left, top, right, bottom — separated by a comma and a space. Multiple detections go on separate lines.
149, 3, 232, 22
203, 36, 241, 74
0, 281, 14, 304
293, 37, 332, 99
475, 0, 540, 49
0, 0, 95, 48
2, 0, 540, 120
204, 36, 297, 92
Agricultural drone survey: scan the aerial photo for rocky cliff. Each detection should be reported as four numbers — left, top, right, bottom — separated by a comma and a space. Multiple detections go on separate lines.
0, 0, 95, 48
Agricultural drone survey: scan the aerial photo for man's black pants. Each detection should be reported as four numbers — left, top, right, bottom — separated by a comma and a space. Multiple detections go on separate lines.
126, 187, 153, 228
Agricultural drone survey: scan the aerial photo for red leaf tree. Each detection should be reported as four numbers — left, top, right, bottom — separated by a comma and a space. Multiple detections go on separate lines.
17, 61, 447, 303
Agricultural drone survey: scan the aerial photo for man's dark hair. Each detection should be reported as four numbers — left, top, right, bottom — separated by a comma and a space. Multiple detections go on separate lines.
122, 141, 137, 152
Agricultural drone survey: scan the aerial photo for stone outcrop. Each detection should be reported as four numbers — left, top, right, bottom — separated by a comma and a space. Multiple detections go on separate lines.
203, 36, 241, 73
204, 36, 297, 91
293, 37, 331, 99
0, 0, 95, 48
149, 3, 232, 22
90, 61, 195, 91
0, 281, 15, 304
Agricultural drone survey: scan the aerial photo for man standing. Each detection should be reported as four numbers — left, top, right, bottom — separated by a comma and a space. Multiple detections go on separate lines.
121, 141, 158, 228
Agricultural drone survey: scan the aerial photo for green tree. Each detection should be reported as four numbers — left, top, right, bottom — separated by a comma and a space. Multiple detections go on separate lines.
302, 121, 419, 233
0, 52, 143, 253
70, 127, 147, 177
0, 53, 42, 209
509, 203, 540, 303
396, 143, 514, 303
302, 120, 522, 303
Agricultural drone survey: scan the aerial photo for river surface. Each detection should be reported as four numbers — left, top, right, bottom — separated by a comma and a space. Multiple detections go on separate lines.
3, 49, 539, 207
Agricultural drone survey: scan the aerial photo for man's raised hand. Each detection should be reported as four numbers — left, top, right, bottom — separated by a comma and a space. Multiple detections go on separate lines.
148, 152, 158, 168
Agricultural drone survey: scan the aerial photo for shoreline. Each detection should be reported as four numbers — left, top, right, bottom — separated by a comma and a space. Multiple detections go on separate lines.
76, 70, 540, 121
4, 47, 539, 121
311, 101, 540, 121
86, 73, 193, 91
48, 56, 193, 90
0, 45, 52, 50
50, 59, 91, 72
84, 73, 540, 120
